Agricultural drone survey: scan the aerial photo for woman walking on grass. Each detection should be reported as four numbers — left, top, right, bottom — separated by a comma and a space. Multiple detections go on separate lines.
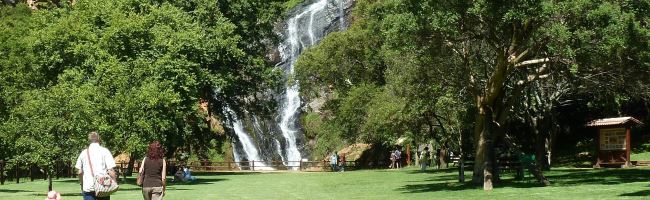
140, 141, 167, 200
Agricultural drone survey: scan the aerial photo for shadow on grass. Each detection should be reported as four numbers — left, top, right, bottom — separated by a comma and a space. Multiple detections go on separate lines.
620, 190, 650, 196
28, 192, 82, 197
398, 167, 650, 193
193, 172, 263, 176
404, 174, 465, 183
112, 175, 229, 187
405, 168, 459, 174
54, 179, 82, 183
547, 168, 650, 186
398, 179, 544, 193
398, 182, 478, 193
0, 189, 33, 193
169, 177, 228, 185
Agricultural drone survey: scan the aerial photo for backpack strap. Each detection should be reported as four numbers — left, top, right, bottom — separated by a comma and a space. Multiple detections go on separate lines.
139, 157, 147, 175
86, 147, 95, 177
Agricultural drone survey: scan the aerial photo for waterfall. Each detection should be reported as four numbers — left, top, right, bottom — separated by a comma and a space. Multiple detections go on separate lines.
277, 0, 331, 169
228, 0, 352, 170
228, 109, 274, 170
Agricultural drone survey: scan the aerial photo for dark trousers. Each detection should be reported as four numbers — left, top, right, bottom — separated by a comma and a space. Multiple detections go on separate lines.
330, 164, 337, 171
82, 191, 110, 200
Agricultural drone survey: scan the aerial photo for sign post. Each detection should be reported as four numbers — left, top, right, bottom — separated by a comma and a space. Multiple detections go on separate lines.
587, 117, 643, 168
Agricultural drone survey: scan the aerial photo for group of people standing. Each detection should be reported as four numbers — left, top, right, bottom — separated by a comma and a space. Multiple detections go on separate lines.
72, 131, 168, 200
419, 147, 448, 171
386, 146, 448, 171
389, 149, 402, 169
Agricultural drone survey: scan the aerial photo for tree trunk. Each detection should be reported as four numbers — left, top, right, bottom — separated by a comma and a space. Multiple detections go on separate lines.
126, 153, 136, 176
30, 164, 34, 182
547, 124, 558, 167
67, 161, 72, 178
0, 160, 4, 185
483, 139, 494, 190
440, 148, 447, 169
47, 168, 52, 192
533, 117, 548, 170
55, 162, 59, 180
406, 144, 411, 166
472, 113, 486, 184
459, 129, 465, 183
471, 54, 511, 189
15, 163, 19, 184
482, 106, 495, 190
473, 109, 497, 190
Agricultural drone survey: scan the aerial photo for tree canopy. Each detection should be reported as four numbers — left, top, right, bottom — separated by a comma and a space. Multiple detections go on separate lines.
295, 0, 650, 190
0, 0, 289, 178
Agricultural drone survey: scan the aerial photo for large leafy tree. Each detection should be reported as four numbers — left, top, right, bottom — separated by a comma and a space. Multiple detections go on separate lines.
0, 0, 286, 190
295, 0, 465, 157
296, 0, 650, 191
432, 0, 649, 189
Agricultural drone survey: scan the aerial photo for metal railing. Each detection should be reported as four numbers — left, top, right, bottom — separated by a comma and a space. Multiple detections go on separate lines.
125, 160, 360, 172
0, 159, 363, 185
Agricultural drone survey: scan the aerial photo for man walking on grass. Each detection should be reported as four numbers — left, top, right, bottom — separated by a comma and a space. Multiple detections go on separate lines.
75, 131, 117, 200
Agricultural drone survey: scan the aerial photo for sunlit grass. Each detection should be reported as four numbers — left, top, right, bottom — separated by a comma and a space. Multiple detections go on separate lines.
631, 152, 650, 160
1, 167, 650, 199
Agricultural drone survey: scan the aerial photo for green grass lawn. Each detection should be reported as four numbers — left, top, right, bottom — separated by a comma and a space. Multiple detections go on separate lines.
632, 152, 650, 160
1, 167, 650, 200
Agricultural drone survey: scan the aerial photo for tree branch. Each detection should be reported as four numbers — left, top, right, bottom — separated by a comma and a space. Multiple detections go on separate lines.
509, 48, 530, 64
517, 64, 550, 85
515, 58, 552, 68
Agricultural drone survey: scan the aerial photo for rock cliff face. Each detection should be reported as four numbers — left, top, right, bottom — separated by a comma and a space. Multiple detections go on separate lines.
268, 0, 355, 64
226, 0, 355, 169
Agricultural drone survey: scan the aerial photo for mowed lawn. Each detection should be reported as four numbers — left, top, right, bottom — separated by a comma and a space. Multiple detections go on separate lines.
1, 167, 650, 200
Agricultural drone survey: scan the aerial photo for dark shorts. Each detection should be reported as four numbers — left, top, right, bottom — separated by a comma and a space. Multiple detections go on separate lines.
82, 191, 110, 200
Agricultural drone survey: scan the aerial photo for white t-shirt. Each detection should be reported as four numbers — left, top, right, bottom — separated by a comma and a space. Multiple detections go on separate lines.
75, 143, 116, 192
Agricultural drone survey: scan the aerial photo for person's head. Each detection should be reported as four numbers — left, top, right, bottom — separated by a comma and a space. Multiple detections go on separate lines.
424, 147, 429, 151
146, 141, 165, 160
88, 131, 100, 144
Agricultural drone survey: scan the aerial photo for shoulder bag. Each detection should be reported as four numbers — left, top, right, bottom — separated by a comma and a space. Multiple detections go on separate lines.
136, 157, 146, 186
86, 147, 119, 197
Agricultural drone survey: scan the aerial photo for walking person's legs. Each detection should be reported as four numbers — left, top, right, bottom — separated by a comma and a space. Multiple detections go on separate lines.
82, 192, 95, 200
150, 186, 164, 200
83, 191, 111, 200
143, 187, 154, 200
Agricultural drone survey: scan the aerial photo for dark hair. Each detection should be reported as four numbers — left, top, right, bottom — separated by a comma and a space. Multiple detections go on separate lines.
146, 141, 165, 160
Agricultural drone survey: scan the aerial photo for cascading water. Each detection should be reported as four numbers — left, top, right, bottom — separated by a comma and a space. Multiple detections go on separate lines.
227, 109, 274, 170
228, 0, 353, 170
278, 0, 332, 168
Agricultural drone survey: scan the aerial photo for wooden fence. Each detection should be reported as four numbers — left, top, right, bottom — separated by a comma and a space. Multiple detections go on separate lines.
0, 160, 77, 185
124, 160, 360, 173
0, 159, 362, 185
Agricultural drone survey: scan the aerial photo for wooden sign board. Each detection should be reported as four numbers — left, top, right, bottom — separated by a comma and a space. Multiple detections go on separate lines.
599, 128, 627, 150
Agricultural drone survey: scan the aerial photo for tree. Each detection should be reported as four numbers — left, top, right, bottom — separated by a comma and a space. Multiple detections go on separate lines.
295, 0, 465, 158
295, 0, 650, 191
0, 0, 286, 190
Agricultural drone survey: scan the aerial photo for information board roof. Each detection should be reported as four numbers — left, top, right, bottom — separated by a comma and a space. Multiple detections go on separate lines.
586, 117, 643, 127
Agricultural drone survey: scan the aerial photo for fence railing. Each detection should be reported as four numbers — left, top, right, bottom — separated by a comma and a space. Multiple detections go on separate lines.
0, 159, 363, 185
0, 160, 77, 185
124, 160, 360, 173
